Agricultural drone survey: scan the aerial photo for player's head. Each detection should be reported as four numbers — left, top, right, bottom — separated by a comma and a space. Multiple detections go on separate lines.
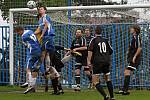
130, 25, 140, 35
95, 26, 102, 35
84, 27, 91, 36
38, 6, 47, 15
76, 28, 83, 38
14, 26, 24, 35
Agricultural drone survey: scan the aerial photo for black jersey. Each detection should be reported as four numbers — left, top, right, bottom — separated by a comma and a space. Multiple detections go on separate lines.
85, 35, 94, 47
88, 35, 113, 64
127, 34, 142, 62
71, 36, 87, 56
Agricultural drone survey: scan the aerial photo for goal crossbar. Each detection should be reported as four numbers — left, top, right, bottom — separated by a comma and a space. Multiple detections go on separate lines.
9, 4, 150, 12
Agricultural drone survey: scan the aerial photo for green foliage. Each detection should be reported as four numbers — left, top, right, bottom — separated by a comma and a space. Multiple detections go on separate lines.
0, 0, 67, 20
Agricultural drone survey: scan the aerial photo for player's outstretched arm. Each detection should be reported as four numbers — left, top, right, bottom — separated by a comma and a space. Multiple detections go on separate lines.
73, 46, 87, 51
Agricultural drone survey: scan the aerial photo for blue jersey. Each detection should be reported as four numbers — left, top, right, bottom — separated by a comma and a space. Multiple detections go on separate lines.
22, 30, 41, 56
38, 14, 55, 37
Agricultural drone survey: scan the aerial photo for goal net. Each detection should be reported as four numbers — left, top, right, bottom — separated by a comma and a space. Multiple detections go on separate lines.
9, 4, 150, 89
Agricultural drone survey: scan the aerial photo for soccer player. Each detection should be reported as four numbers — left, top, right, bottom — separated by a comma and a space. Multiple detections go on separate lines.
35, 6, 61, 95
117, 25, 142, 95
84, 27, 94, 89
70, 28, 89, 91
87, 26, 115, 100
14, 27, 42, 94
44, 45, 65, 95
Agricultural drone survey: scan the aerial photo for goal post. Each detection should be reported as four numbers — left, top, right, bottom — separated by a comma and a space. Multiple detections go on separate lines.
9, 4, 150, 88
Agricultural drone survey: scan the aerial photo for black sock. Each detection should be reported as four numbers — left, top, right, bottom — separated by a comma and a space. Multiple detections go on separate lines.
51, 78, 58, 93
75, 75, 80, 85
87, 74, 92, 83
123, 75, 130, 92
45, 78, 49, 92
58, 82, 63, 90
95, 83, 107, 97
106, 81, 114, 98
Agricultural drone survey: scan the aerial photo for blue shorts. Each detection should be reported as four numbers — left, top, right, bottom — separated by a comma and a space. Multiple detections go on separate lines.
41, 36, 54, 51
26, 55, 41, 71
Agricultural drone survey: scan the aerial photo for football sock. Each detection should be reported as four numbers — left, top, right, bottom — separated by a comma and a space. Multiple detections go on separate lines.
106, 81, 114, 98
123, 75, 130, 92
31, 78, 36, 87
51, 78, 58, 93
96, 83, 107, 97
75, 75, 80, 85
28, 72, 32, 87
58, 83, 63, 90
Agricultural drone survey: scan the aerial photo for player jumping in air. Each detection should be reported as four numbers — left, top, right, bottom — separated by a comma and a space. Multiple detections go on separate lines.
87, 26, 115, 100
35, 6, 61, 95
116, 25, 142, 95
14, 27, 44, 94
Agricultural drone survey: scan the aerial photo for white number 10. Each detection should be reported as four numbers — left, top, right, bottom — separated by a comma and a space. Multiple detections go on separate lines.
98, 42, 106, 53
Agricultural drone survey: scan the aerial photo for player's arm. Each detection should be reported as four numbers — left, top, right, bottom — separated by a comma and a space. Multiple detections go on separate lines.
133, 36, 142, 63
73, 37, 87, 51
87, 38, 94, 66
40, 21, 48, 38
73, 46, 87, 52
107, 40, 113, 55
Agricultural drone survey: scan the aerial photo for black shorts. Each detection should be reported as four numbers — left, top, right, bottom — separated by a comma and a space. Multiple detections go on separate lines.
75, 56, 87, 69
93, 62, 110, 75
49, 52, 64, 72
127, 55, 141, 71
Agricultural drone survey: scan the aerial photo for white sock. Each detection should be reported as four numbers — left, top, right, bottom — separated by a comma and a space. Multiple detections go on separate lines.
28, 72, 32, 87
31, 78, 36, 87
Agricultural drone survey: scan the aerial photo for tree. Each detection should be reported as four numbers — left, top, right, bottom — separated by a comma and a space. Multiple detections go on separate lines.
73, 0, 121, 6
0, 0, 67, 20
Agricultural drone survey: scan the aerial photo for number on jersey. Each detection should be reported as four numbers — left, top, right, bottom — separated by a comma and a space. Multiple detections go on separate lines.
98, 42, 106, 53
30, 34, 37, 42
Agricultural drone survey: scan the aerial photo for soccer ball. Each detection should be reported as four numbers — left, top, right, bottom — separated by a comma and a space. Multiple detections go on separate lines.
27, 0, 36, 9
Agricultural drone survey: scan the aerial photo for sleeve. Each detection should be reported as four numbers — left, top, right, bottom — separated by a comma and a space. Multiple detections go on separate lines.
22, 36, 28, 47
81, 37, 86, 47
107, 40, 113, 55
137, 35, 142, 48
70, 39, 75, 50
88, 38, 94, 51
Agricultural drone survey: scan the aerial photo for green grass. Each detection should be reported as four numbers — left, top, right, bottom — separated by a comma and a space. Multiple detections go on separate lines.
0, 86, 150, 100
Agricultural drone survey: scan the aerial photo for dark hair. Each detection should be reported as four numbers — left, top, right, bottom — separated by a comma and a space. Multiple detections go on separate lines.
76, 28, 83, 33
39, 6, 47, 11
84, 27, 90, 31
14, 26, 24, 33
130, 24, 140, 34
95, 26, 102, 35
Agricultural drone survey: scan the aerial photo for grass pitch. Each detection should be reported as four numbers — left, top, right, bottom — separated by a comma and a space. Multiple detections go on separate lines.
0, 86, 150, 100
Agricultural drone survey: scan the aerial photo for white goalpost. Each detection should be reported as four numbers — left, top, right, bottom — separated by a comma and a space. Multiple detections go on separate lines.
9, 4, 150, 88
